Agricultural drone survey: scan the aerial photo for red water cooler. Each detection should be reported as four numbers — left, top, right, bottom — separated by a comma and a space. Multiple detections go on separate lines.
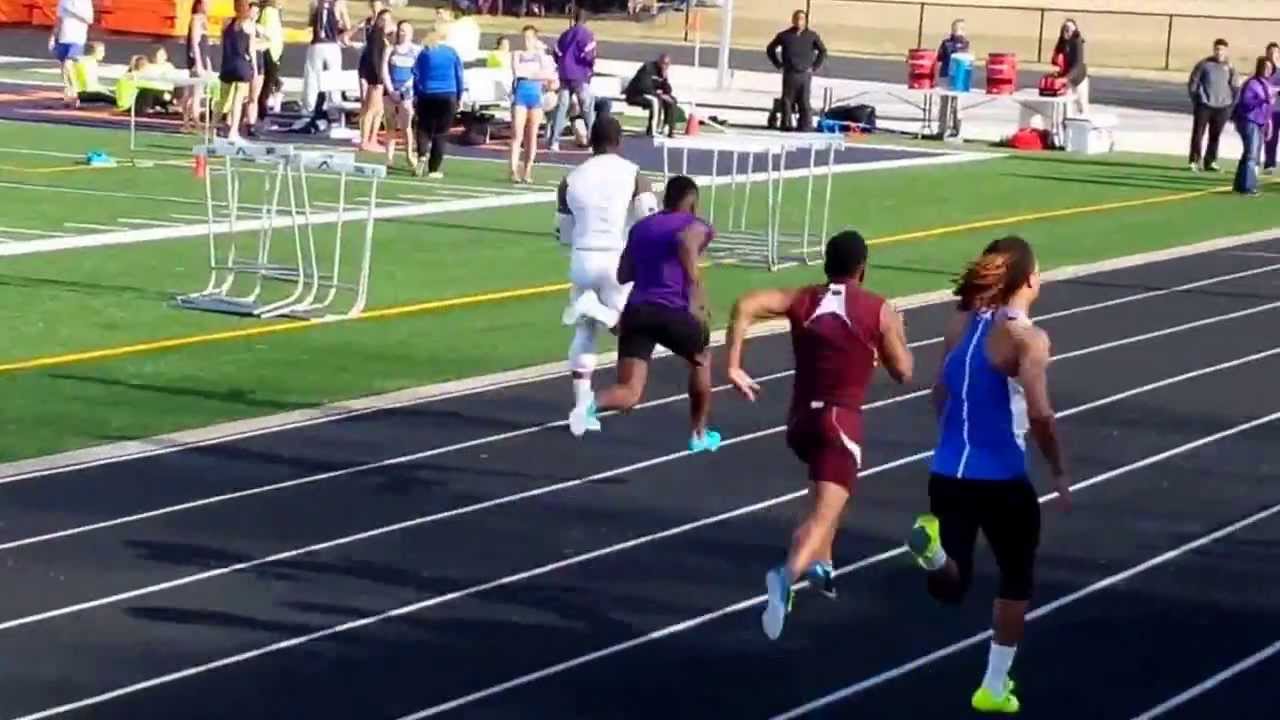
907, 49, 938, 89
986, 53, 1018, 94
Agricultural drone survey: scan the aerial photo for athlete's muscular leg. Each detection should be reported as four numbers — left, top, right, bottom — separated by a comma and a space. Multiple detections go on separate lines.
786, 481, 849, 582
596, 358, 648, 412
687, 350, 712, 436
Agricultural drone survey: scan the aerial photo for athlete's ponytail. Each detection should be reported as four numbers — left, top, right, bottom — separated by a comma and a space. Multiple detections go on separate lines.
953, 236, 1036, 311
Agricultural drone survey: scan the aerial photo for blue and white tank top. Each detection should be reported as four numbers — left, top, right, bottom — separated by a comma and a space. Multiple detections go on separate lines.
388, 43, 420, 91
931, 308, 1030, 481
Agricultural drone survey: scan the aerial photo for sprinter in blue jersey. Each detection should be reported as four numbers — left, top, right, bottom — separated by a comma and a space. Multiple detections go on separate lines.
906, 235, 1071, 715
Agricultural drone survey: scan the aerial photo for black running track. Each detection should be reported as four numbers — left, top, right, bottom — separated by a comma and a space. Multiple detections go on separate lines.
2, 238, 1280, 720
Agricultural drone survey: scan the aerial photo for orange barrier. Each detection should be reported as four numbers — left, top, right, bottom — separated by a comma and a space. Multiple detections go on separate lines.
1, 0, 233, 38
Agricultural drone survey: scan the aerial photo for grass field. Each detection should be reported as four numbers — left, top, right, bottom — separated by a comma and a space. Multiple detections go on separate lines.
1, 117, 1278, 463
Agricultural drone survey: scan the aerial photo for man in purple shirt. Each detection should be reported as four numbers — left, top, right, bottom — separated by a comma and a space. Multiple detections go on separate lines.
548, 8, 597, 152
568, 175, 723, 453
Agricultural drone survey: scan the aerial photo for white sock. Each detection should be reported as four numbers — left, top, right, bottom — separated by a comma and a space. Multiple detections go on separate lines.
572, 377, 593, 410
981, 642, 1016, 696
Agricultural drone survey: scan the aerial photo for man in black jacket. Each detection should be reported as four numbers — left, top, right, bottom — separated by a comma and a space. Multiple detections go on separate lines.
766, 10, 826, 132
626, 53, 677, 137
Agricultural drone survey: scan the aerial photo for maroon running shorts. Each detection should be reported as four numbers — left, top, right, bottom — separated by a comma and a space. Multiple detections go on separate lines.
785, 404, 864, 491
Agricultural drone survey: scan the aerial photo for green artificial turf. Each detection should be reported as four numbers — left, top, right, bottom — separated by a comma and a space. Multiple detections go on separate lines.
0, 118, 1275, 462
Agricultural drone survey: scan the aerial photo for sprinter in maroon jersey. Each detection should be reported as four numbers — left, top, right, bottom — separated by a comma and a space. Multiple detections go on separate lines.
724, 230, 914, 640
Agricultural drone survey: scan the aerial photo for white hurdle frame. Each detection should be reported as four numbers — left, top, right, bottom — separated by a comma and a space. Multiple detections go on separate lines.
176, 141, 386, 321
655, 131, 844, 271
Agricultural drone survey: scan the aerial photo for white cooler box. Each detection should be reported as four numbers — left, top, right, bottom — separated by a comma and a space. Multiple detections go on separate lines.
1063, 114, 1116, 154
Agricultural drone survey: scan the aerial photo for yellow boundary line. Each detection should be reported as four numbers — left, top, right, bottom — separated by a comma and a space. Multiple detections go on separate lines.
0, 182, 1235, 375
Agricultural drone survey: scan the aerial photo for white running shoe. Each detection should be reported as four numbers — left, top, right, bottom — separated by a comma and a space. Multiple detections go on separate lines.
761, 566, 791, 641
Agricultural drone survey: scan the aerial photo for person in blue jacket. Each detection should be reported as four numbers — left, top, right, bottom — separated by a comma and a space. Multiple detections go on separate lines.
411, 27, 464, 179
936, 18, 970, 138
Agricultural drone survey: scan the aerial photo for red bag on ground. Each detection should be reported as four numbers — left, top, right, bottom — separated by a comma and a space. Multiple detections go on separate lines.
1039, 74, 1069, 97
1006, 128, 1049, 150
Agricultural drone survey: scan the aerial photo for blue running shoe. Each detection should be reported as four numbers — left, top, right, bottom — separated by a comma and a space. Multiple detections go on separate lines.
689, 429, 722, 453
807, 561, 837, 599
569, 400, 597, 438
762, 566, 792, 640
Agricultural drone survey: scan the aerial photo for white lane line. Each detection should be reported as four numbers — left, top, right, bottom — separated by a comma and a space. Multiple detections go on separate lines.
2, 272, 1277, 559
63, 223, 122, 231
0, 237, 11, 243
20, 396, 1280, 720
117, 218, 182, 227
399, 347, 1280, 718
168, 214, 226, 222
1130, 639, 1280, 719
1226, 251, 1280, 258
0, 226, 64, 237
770, 417, 1280, 719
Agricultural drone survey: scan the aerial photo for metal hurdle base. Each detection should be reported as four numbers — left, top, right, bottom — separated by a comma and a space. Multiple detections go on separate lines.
175, 140, 386, 322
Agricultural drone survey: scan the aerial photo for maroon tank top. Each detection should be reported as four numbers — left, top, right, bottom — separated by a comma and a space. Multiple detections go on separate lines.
785, 282, 885, 416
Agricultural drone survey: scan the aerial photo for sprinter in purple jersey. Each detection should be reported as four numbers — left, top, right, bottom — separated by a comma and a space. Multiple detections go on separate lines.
568, 175, 723, 452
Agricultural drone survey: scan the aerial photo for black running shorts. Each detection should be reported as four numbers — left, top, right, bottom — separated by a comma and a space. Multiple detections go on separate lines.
617, 301, 710, 364
927, 473, 1041, 602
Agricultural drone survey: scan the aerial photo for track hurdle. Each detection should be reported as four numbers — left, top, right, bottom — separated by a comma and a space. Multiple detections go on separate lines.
175, 140, 387, 321
654, 131, 844, 271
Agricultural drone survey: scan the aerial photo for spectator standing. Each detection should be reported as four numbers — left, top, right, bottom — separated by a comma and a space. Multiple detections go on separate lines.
548, 9, 598, 152
509, 25, 557, 184
936, 18, 970, 138
303, 0, 352, 115
766, 10, 826, 132
357, 8, 392, 152
1264, 42, 1280, 174
1188, 39, 1238, 172
257, 0, 285, 120
411, 25, 464, 179
182, 0, 212, 133
625, 53, 677, 138
218, 0, 256, 144
50, 0, 95, 108
1052, 19, 1088, 116
1233, 56, 1274, 196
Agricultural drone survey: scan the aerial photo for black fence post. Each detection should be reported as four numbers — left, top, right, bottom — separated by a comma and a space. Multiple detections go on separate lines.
1036, 9, 1045, 63
683, 2, 691, 42
916, 2, 925, 48
1164, 14, 1174, 69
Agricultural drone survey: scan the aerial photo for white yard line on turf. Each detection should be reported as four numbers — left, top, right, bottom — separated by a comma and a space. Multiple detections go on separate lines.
0, 148, 994, 257
0, 187, 556, 257
63, 223, 122, 231
0, 258, 1275, 492
1130, 639, 1280, 719
117, 218, 182, 227
769, 415, 1280, 719
399, 347, 1280, 718
0, 226, 64, 236
14, 381, 1280, 720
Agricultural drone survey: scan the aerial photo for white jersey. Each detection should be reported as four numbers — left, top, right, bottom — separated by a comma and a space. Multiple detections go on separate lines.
565, 153, 639, 253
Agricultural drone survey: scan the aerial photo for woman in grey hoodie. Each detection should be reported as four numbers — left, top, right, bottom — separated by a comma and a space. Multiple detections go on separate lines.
1188, 39, 1239, 172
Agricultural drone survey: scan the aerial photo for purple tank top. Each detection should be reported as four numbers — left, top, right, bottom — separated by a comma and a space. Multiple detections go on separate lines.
625, 211, 714, 311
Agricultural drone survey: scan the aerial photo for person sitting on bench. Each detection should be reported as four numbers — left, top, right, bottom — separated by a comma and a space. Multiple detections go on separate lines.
625, 53, 677, 137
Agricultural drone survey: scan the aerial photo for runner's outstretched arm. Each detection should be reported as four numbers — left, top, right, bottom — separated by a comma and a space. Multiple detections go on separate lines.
876, 302, 913, 385
725, 288, 799, 401
1018, 327, 1071, 511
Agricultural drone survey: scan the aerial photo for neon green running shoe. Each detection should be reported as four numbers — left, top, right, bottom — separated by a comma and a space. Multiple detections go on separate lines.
906, 513, 943, 569
971, 679, 1020, 714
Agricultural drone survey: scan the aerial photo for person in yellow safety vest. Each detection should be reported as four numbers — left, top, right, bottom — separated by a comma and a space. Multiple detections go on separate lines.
257, 0, 285, 120
72, 42, 116, 105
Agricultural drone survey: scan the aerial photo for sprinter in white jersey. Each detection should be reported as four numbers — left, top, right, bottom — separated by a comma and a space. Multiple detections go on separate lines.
557, 115, 659, 429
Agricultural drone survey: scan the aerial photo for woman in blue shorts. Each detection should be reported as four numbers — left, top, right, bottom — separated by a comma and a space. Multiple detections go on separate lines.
383, 20, 419, 168
509, 25, 555, 184
906, 235, 1071, 716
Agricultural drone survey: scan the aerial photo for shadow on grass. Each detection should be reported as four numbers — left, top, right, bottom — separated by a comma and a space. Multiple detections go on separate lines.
0, 273, 170, 300
45, 373, 310, 412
